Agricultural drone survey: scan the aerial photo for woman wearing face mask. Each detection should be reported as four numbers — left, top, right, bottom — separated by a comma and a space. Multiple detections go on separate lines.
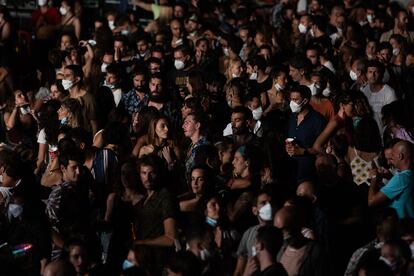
59, 0, 81, 39
309, 72, 335, 121
3, 90, 38, 147
225, 58, 244, 82
57, 98, 82, 128
389, 34, 406, 66
262, 70, 289, 117
201, 194, 240, 275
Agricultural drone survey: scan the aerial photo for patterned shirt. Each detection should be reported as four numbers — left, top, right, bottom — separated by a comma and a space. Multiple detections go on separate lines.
121, 89, 149, 115
185, 136, 209, 178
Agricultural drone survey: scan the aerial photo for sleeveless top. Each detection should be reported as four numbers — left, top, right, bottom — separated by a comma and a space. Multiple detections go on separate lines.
350, 148, 379, 186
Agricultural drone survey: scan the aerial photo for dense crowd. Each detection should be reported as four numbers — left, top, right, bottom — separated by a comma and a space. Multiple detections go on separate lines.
1, 0, 414, 275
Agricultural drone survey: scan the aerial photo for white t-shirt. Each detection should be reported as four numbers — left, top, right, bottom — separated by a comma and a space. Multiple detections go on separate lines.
113, 88, 122, 107
361, 84, 397, 130
37, 128, 47, 144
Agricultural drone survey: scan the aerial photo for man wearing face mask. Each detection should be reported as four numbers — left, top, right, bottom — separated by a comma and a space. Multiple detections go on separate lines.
349, 57, 368, 91
170, 46, 195, 101
185, 225, 224, 275
285, 85, 326, 183
243, 225, 287, 276
233, 191, 274, 276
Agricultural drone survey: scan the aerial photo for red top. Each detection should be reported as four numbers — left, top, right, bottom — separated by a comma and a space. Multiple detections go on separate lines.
31, 8, 61, 26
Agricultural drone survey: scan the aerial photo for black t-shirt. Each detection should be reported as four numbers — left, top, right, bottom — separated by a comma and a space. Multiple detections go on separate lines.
258, 263, 288, 276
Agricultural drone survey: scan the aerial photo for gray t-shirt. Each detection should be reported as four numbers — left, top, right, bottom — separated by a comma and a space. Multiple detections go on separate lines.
236, 224, 260, 258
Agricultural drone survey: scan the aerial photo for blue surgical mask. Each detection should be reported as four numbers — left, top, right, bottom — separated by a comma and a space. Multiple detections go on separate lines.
122, 259, 135, 270
206, 216, 217, 227
60, 117, 68, 125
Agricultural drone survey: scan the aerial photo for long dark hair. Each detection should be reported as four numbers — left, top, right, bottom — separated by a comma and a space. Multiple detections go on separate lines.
39, 100, 61, 146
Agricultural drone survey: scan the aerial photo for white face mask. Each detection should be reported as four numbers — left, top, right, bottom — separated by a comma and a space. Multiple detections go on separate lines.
200, 248, 211, 261
38, 0, 47, 6
322, 87, 331, 97
59, 6, 67, 16
275, 83, 284, 91
227, 99, 232, 108
349, 70, 358, 81
412, 6, 414, 14
101, 63, 109, 73
392, 48, 400, 56
410, 243, 414, 260
298, 23, 307, 34
223, 47, 230, 56
250, 72, 258, 80
359, 20, 368, 26
20, 106, 31, 115
232, 73, 239, 79
367, 15, 374, 24
62, 79, 73, 90
251, 245, 257, 257
121, 29, 130, 35
258, 202, 272, 221
0, 174, 3, 183
174, 59, 185, 70
108, 21, 115, 30
8, 203, 23, 219
252, 106, 263, 121
103, 80, 115, 90
379, 256, 397, 271
309, 83, 319, 96
309, 29, 315, 37
290, 100, 303, 113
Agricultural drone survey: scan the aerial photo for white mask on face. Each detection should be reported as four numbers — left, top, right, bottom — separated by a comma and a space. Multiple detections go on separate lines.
59, 6, 67, 16
392, 48, 400, 56
322, 87, 331, 97
298, 23, 307, 34
349, 70, 358, 81
309, 83, 319, 96
223, 47, 230, 56
252, 106, 263, 121
101, 63, 109, 73
250, 72, 258, 80
359, 20, 368, 26
410, 243, 414, 260
275, 83, 284, 91
174, 59, 185, 70
367, 15, 374, 24
227, 99, 232, 108
290, 100, 303, 113
61, 79, 73, 90
251, 246, 257, 257
200, 248, 211, 261
309, 29, 315, 37
8, 203, 23, 219
379, 256, 397, 271
108, 21, 115, 30
38, 0, 47, 6
258, 202, 272, 221
232, 73, 239, 79
121, 29, 130, 35
103, 80, 115, 90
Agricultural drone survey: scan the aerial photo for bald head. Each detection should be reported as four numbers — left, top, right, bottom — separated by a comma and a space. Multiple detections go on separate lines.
296, 181, 317, 203
393, 141, 413, 170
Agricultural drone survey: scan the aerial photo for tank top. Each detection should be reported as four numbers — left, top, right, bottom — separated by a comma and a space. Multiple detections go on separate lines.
350, 148, 379, 186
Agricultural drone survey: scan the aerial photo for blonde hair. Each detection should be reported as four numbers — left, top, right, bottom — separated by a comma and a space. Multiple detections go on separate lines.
225, 58, 243, 81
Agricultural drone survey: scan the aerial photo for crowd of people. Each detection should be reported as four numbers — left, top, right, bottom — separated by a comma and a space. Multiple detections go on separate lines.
1, 0, 414, 275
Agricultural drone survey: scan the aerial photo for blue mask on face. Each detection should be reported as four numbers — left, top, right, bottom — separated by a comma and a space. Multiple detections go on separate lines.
60, 117, 68, 125
206, 216, 217, 227
122, 259, 135, 270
